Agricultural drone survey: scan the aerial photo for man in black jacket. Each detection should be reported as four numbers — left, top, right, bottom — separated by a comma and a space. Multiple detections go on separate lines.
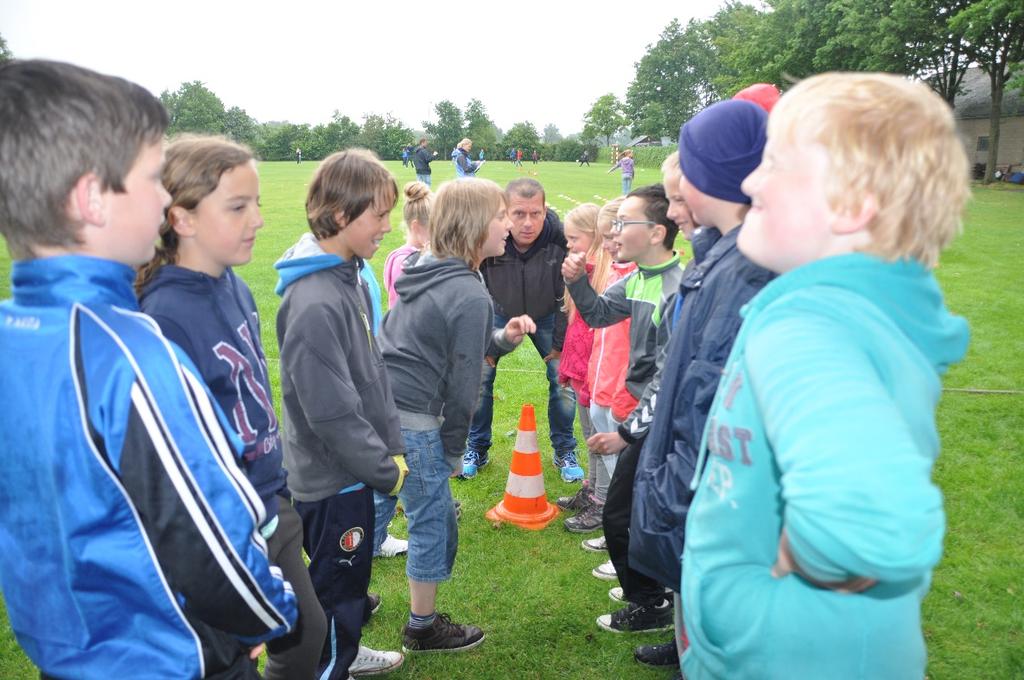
462, 178, 582, 483
412, 137, 437, 187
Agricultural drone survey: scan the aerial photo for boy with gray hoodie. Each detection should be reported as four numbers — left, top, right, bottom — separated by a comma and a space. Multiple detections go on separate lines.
275, 149, 408, 680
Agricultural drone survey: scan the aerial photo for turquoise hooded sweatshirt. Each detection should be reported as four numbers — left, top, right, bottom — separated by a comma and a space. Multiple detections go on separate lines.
681, 253, 968, 680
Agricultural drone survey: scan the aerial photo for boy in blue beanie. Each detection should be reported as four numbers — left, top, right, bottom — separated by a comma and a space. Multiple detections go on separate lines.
626, 98, 775, 668
681, 73, 969, 680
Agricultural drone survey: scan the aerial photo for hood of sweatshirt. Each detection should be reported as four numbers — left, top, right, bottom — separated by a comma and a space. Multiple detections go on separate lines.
274, 232, 346, 296
393, 251, 482, 304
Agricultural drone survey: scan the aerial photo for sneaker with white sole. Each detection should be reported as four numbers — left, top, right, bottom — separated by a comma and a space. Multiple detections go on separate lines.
402, 612, 485, 653
375, 534, 408, 558
609, 586, 625, 602
596, 600, 673, 633
553, 450, 584, 482
460, 449, 488, 479
581, 535, 607, 552
556, 482, 592, 511
564, 502, 603, 533
348, 645, 404, 676
592, 559, 617, 581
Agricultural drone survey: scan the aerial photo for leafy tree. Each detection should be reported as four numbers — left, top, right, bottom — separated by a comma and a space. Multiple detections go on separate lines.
502, 122, 541, 156
358, 113, 414, 160
256, 123, 310, 161
625, 19, 718, 139
543, 124, 563, 144
582, 93, 627, 146
464, 99, 499, 157
223, 106, 258, 147
423, 100, 464, 159
160, 81, 226, 136
304, 111, 361, 159
950, 0, 1024, 183
0, 34, 12, 64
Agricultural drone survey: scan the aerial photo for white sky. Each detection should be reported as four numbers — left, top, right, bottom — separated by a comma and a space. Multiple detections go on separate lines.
1, 0, 725, 135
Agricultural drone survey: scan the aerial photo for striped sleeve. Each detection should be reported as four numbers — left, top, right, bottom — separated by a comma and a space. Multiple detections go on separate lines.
74, 304, 297, 643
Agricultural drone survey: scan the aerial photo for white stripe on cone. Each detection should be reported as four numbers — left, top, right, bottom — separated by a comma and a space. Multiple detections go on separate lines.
514, 429, 539, 454
505, 471, 546, 498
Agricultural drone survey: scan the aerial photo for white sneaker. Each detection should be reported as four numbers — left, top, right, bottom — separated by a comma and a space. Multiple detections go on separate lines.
581, 535, 607, 552
592, 559, 617, 581
375, 534, 408, 558
349, 645, 404, 676
609, 586, 625, 602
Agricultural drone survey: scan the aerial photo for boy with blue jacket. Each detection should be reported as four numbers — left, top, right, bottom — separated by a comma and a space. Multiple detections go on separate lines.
0, 60, 296, 679
681, 73, 970, 679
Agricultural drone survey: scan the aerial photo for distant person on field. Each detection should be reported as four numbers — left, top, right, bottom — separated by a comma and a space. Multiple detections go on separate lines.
136, 135, 326, 680
0, 59, 297, 679
380, 178, 534, 655
465, 178, 582, 482
532, 149, 539, 164
608, 148, 635, 195
296, 147, 302, 163
579, 150, 591, 166
479, 148, 485, 162
401, 145, 411, 167
412, 137, 438, 187
453, 138, 482, 178
681, 72, 970, 680
515, 148, 524, 167
274, 149, 409, 679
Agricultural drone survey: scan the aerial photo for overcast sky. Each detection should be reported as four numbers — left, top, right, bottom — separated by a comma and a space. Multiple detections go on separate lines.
2, 0, 726, 135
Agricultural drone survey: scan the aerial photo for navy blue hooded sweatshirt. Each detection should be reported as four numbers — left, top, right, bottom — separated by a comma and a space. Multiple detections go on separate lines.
140, 265, 287, 524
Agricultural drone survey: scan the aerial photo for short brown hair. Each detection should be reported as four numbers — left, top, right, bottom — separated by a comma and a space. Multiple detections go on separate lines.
430, 178, 505, 268
0, 60, 168, 259
306, 149, 397, 239
769, 72, 969, 268
135, 135, 254, 295
505, 177, 546, 207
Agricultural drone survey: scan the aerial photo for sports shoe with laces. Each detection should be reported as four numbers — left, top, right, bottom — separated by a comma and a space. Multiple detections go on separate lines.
402, 612, 485, 653
634, 640, 680, 667
367, 592, 382, 615
581, 535, 607, 552
597, 599, 673, 633
375, 534, 408, 558
609, 586, 625, 602
592, 559, 617, 581
460, 449, 488, 478
556, 481, 593, 511
553, 449, 584, 482
348, 645, 404, 676
564, 501, 603, 533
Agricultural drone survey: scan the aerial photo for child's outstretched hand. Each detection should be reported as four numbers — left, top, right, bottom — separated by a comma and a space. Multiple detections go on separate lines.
503, 315, 535, 346
562, 252, 587, 283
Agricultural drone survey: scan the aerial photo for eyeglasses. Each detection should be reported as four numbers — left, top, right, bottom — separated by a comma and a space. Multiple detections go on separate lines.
610, 219, 656, 234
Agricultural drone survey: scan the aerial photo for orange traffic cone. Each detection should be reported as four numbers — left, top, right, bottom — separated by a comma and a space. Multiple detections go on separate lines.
486, 404, 560, 530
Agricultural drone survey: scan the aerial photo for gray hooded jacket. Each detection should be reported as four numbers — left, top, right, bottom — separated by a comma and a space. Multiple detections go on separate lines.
379, 252, 514, 468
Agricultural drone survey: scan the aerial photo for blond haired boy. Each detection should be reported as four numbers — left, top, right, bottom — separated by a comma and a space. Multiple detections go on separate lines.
681, 72, 970, 680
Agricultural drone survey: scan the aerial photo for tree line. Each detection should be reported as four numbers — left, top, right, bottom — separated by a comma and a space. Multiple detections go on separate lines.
580, 0, 1022, 183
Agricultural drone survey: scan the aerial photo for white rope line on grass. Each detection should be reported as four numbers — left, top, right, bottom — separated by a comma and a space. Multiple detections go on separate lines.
943, 387, 1023, 395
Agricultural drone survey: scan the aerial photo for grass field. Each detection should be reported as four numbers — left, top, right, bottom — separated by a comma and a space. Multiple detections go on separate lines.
1, 160, 1021, 679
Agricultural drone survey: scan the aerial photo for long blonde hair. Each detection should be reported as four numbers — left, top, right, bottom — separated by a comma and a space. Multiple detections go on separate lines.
594, 197, 625, 294
135, 135, 253, 295
562, 203, 608, 320
430, 178, 504, 269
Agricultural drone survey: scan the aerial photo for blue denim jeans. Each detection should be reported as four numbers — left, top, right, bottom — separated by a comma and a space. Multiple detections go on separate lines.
622, 176, 633, 196
416, 173, 432, 188
372, 490, 397, 555
467, 312, 577, 455
398, 428, 459, 582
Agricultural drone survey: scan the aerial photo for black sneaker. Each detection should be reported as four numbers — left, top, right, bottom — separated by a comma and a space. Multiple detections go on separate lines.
556, 482, 592, 511
564, 502, 603, 533
402, 612, 485, 653
634, 640, 679, 666
596, 600, 673, 633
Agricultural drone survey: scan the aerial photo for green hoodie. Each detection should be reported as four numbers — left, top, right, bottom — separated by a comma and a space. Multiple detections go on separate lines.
682, 253, 968, 680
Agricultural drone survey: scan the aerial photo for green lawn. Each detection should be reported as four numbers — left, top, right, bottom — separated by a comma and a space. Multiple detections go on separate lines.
0, 162, 1021, 679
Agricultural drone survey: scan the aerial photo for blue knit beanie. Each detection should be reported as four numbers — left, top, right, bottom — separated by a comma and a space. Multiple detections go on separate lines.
678, 99, 767, 205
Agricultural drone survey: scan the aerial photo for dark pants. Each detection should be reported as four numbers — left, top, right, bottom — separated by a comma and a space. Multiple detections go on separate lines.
603, 436, 664, 606
295, 487, 375, 680
264, 497, 329, 680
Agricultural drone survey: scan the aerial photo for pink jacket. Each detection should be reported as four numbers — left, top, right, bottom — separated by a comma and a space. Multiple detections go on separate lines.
383, 244, 420, 307
587, 261, 638, 421
558, 264, 595, 406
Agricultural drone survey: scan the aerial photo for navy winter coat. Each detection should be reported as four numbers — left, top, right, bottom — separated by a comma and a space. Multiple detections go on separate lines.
629, 226, 774, 591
